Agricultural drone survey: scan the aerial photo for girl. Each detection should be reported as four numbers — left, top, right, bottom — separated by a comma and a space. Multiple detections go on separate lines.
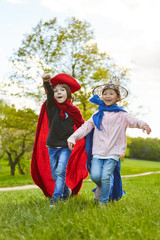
31, 73, 88, 206
68, 78, 151, 205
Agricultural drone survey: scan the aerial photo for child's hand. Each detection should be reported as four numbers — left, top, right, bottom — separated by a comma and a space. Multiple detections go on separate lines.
68, 142, 74, 150
42, 73, 51, 82
142, 125, 151, 135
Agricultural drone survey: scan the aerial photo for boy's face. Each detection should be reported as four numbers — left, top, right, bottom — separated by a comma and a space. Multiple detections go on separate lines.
53, 84, 67, 104
101, 88, 120, 106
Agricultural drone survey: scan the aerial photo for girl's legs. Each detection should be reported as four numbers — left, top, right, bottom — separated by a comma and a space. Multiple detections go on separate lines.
91, 158, 117, 204
94, 186, 101, 200
101, 158, 117, 204
90, 158, 103, 201
91, 158, 103, 187
48, 147, 71, 200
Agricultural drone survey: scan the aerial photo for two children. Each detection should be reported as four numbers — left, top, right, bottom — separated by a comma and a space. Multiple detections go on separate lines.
32, 74, 151, 206
68, 78, 151, 205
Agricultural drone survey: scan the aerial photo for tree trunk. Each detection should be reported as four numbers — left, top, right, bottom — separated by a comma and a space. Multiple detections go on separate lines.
6, 151, 15, 176
11, 163, 15, 176
6, 144, 25, 176
18, 162, 25, 175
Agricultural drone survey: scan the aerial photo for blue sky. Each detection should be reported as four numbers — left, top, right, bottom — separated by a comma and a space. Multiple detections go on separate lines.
0, 0, 160, 139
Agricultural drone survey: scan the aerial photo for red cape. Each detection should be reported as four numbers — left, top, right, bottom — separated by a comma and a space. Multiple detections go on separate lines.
31, 101, 89, 197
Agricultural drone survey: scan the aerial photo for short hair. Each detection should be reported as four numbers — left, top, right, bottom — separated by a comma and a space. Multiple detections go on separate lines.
53, 83, 75, 102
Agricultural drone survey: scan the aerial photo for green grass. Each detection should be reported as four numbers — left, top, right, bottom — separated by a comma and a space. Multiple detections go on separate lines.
0, 174, 160, 240
0, 158, 160, 187
0, 160, 34, 187
121, 158, 160, 175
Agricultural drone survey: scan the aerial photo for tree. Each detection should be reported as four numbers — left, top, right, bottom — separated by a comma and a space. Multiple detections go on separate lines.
127, 137, 160, 161
4, 17, 129, 118
0, 102, 38, 175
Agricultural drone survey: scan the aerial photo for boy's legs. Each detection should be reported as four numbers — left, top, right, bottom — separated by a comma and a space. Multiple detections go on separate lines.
100, 158, 117, 204
48, 147, 71, 200
53, 148, 71, 199
48, 147, 59, 182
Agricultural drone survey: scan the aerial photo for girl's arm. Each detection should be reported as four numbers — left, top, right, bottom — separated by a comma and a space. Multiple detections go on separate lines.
125, 113, 151, 135
142, 124, 151, 135
67, 117, 94, 150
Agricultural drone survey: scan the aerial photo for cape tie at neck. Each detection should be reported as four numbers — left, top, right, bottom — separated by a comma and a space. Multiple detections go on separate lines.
89, 94, 127, 131
54, 98, 84, 128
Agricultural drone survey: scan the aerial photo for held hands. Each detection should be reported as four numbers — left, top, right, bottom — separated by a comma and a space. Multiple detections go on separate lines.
68, 142, 75, 150
142, 125, 152, 135
42, 73, 51, 82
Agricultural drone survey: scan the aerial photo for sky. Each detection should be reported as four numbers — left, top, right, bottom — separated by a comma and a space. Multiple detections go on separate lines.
0, 0, 160, 139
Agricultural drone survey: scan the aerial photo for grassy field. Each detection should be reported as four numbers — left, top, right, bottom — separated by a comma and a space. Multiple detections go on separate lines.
0, 174, 160, 240
0, 158, 160, 187
121, 158, 160, 175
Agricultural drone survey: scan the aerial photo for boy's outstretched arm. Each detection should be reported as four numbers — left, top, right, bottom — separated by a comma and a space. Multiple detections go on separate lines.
42, 73, 51, 82
142, 125, 152, 135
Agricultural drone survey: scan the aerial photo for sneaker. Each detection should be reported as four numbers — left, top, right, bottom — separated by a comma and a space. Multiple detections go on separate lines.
99, 201, 107, 206
63, 188, 72, 200
94, 186, 101, 201
50, 198, 58, 207
68, 188, 72, 197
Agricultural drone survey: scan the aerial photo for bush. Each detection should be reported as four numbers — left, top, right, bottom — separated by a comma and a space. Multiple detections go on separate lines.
126, 137, 160, 162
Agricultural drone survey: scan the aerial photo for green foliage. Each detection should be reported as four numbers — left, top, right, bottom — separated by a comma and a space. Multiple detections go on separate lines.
0, 174, 160, 240
77, 100, 98, 120
4, 17, 129, 112
127, 137, 160, 162
0, 102, 38, 175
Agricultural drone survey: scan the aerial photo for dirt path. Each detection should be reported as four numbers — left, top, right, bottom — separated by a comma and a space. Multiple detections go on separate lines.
0, 184, 39, 192
121, 171, 160, 178
0, 171, 160, 192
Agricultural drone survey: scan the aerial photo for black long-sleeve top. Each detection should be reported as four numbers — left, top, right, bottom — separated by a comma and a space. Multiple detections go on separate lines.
44, 81, 74, 148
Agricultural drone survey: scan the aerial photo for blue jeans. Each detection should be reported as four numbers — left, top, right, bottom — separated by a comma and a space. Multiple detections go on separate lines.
91, 158, 117, 204
48, 147, 71, 199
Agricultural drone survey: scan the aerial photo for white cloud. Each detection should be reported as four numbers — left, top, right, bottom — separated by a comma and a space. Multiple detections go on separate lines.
7, 0, 24, 4
40, 0, 160, 68
40, 0, 106, 15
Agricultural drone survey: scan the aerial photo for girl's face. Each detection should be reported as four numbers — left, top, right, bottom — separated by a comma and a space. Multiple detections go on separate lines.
53, 84, 67, 104
101, 88, 120, 106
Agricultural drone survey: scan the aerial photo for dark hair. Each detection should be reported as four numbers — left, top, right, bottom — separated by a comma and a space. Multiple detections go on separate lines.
53, 83, 75, 102
102, 84, 121, 101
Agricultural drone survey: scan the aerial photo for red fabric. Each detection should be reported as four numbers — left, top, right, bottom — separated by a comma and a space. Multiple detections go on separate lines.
31, 101, 88, 197
50, 73, 81, 93
54, 98, 84, 128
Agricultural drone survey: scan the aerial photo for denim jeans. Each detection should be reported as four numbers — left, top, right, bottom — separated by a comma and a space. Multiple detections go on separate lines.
91, 158, 117, 204
48, 147, 71, 199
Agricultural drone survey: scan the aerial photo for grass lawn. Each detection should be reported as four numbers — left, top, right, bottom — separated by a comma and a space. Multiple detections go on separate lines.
121, 158, 160, 175
0, 160, 34, 187
0, 174, 160, 240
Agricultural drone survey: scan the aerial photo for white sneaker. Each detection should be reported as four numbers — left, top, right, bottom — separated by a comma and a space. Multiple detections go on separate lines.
63, 188, 72, 200
99, 201, 107, 206
94, 186, 101, 200
68, 188, 72, 197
